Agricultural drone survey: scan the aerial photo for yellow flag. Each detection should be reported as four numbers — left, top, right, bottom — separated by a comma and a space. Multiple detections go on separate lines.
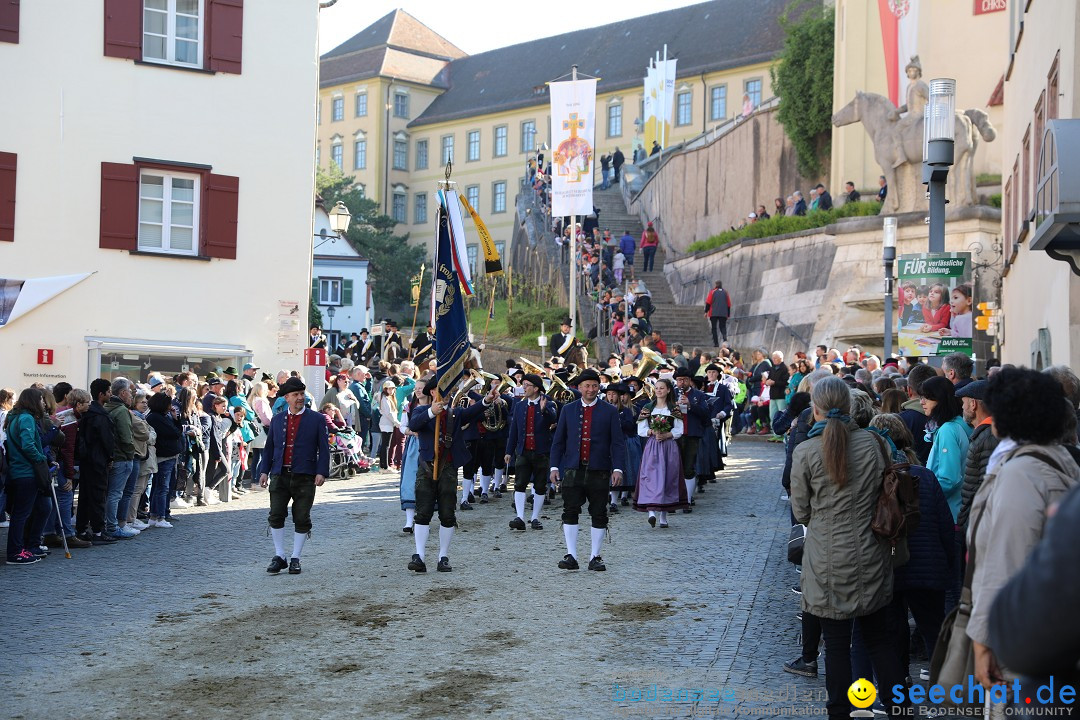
458, 193, 503, 276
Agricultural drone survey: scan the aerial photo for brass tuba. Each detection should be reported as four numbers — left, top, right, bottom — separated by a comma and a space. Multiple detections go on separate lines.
481, 395, 509, 432
518, 357, 545, 376
548, 375, 575, 404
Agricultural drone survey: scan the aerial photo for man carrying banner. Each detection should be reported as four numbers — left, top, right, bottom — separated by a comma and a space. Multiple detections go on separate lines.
549, 368, 625, 571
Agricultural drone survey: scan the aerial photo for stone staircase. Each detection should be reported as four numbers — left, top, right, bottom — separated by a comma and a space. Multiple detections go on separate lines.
587, 185, 713, 352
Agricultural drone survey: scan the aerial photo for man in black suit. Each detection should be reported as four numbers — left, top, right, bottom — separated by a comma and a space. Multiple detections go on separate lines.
383, 320, 405, 363
504, 373, 558, 531
357, 328, 379, 366
411, 324, 435, 366
550, 317, 575, 359
674, 368, 712, 505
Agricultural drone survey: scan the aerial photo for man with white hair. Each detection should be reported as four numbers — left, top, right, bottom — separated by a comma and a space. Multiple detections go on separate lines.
765, 350, 789, 427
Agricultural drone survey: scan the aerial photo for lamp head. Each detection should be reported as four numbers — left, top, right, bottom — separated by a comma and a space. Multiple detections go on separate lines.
329, 200, 352, 235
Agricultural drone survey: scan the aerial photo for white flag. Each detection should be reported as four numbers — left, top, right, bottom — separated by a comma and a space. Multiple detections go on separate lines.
549, 78, 598, 217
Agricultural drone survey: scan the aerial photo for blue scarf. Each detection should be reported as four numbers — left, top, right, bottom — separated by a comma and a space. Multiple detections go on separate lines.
807, 408, 850, 438
866, 426, 905, 463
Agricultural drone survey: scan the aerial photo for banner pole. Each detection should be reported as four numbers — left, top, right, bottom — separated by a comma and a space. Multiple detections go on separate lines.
483, 278, 497, 344
432, 389, 442, 483
410, 264, 425, 340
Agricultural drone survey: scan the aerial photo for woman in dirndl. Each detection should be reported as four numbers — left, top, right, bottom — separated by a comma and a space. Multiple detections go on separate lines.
633, 378, 689, 527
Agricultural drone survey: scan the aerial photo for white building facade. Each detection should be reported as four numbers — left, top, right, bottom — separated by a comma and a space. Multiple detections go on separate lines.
0, 0, 318, 387
312, 200, 372, 350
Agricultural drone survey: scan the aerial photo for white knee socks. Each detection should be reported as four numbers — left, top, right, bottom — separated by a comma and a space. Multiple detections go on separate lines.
493, 468, 504, 489
271, 527, 286, 559
461, 477, 474, 503
590, 527, 605, 559
514, 491, 527, 520
479, 475, 490, 495
648, 510, 656, 519
609, 491, 618, 505
659, 510, 668, 524
439, 525, 454, 559
531, 492, 545, 521
563, 523, 578, 558
414, 523, 430, 561
404, 508, 415, 528
684, 477, 696, 500
292, 531, 307, 560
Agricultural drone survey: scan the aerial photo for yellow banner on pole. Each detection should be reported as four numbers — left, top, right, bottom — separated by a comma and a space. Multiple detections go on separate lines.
458, 193, 503, 276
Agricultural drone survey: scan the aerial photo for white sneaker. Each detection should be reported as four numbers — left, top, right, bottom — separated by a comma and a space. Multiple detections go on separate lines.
120, 524, 140, 535
114, 526, 139, 538
130, 519, 150, 530
151, 518, 173, 528
170, 497, 190, 510
0, 520, 9, 528
919, 669, 930, 681
205, 494, 221, 506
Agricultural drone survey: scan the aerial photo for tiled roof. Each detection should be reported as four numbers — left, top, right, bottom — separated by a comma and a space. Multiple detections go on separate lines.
409, 0, 794, 127
321, 8, 466, 62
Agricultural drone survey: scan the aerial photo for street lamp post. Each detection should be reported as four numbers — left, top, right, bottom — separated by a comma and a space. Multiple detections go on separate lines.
882, 216, 897, 360
310, 200, 353, 352
326, 304, 336, 344
923, 79, 956, 254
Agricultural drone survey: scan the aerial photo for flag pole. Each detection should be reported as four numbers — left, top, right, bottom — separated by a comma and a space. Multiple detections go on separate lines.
568, 63, 579, 344
483, 278, 497, 344
410, 264, 425, 340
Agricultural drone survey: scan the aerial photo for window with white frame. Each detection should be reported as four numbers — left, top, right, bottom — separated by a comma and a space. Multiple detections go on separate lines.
466, 244, 478, 276
138, 171, 199, 255
414, 192, 427, 224
494, 126, 507, 157
143, 0, 203, 68
467, 130, 481, 162
466, 185, 480, 210
354, 138, 366, 169
710, 85, 727, 121
492, 181, 506, 213
331, 143, 343, 168
393, 139, 408, 170
607, 104, 622, 138
318, 278, 342, 306
355, 92, 367, 117
495, 241, 505, 257
393, 92, 409, 118
521, 120, 536, 153
392, 192, 407, 223
441, 135, 454, 164
745, 78, 762, 108
676, 91, 693, 126
416, 139, 428, 170
332, 96, 344, 121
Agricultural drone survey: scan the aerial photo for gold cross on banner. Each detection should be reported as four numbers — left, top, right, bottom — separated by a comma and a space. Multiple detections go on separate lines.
563, 113, 585, 138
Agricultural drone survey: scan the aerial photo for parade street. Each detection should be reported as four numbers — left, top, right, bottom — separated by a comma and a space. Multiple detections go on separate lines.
0, 440, 825, 720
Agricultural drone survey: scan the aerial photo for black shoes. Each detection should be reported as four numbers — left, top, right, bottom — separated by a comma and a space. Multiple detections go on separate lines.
91, 532, 118, 545
620, 497, 629, 506
529, 519, 543, 530
608, 503, 619, 514
558, 554, 580, 570
459, 502, 473, 511
648, 516, 657, 528
659, 523, 669, 529
437, 556, 452, 572
588, 556, 606, 571
480, 494, 489, 504
509, 517, 527, 531
791, 584, 802, 595
682, 507, 693, 514
466, 492, 475, 504
288, 558, 301, 574
493, 490, 503, 498
403, 526, 413, 534
783, 656, 818, 678
267, 555, 288, 574
408, 554, 427, 572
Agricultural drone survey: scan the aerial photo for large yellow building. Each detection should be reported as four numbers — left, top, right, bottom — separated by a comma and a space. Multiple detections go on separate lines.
316, 1, 792, 267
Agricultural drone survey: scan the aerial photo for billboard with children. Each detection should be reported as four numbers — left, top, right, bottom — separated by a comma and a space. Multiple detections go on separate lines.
896, 252, 973, 357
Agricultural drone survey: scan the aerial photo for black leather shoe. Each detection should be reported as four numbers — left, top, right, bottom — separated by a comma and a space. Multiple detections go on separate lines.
288, 558, 301, 574
529, 519, 543, 530
682, 507, 693, 514
493, 490, 503, 498
266, 555, 288, 574
499, 483, 507, 492
467, 492, 475, 503
509, 517, 526, 530
558, 554, 579, 570
437, 556, 452, 572
91, 533, 118, 545
588, 556, 607, 571
408, 553, 427, 572
648, 516, 656, 528
480, 494, 489, 504
620, 497, 629, 506
608, 503, 619, 514
459, 502, 473, 511
403, 526, 413, 534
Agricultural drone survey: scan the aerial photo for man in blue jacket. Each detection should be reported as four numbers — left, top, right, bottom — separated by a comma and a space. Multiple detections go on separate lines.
407, 377, 496, 573
504, 373, 558, 531
258, 377, 329, 575
549, 369, 626, 571
674, 368, 713, 505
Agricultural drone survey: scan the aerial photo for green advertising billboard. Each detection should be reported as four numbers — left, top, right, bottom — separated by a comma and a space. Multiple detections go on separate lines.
896, 252, 973, 357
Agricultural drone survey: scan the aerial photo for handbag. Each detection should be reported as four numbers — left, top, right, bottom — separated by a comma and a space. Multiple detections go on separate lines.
787, 524, 806, 565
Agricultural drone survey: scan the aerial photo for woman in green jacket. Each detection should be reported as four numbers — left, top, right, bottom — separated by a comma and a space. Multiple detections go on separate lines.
4, 388, 51, 565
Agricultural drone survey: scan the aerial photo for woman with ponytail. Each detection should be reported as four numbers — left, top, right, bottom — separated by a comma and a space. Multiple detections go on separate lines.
790, 376, 909, 719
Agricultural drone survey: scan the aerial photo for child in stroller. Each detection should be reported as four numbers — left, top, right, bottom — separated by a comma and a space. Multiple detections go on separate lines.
320, 403, 370, 478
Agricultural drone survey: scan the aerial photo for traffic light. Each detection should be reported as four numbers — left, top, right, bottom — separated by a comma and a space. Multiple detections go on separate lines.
975, 301, 999, 334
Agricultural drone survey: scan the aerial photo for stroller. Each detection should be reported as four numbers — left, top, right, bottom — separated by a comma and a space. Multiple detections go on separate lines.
327, 425, 369, 479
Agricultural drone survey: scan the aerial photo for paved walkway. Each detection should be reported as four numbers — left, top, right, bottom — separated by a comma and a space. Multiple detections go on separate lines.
1, 439, 831, 719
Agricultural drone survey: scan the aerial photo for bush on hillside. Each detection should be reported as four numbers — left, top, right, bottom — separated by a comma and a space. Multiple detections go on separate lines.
507, 306, 570, 337
687, 201, 882, 253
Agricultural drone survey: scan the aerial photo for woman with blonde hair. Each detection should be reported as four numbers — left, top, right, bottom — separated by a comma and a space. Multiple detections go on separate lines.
377, 379, 398, 470
246, 381, 272, 488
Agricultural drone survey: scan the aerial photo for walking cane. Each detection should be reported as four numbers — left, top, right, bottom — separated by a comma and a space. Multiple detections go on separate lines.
49, 477, 72, 559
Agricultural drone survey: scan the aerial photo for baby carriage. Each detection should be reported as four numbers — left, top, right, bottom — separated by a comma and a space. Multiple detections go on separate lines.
327, 425, 368, 479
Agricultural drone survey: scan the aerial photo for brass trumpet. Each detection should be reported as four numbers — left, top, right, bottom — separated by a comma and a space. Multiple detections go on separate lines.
548, 374, 575, 404
518, 357, 545, 376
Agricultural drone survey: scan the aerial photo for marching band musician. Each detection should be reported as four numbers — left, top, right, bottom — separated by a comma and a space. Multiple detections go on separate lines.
475, 377, 512, 502
406, 378, 496, 573
672, 368, 712, 510
504, 373, 558, 531
704, 363, 736, 473
549, 369, 626, 572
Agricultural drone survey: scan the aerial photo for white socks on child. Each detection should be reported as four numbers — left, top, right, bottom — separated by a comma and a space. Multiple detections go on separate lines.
563, 523, 578, 558
414, 523, 430, 561
493, 468, 504, 489
439, 525, 454, 559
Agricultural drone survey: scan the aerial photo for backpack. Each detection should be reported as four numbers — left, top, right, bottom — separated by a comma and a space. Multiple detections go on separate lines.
869, 434, 920, 565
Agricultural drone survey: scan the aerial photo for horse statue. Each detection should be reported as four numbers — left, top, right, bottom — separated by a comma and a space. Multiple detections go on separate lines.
832, 91, 996, 214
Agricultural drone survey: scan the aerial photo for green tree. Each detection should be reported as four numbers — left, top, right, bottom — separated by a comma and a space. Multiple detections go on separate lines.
771, 1, 835, 177
316, 165, 426, 313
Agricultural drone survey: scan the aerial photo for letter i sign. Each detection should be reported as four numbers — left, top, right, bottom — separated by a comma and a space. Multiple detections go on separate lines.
37, 349, 53, 365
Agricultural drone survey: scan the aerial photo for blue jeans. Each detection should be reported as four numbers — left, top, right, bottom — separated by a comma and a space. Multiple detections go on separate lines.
642, 246, 657, 272
118, 459, 141, 527
5, 474, 51, 560
369, 429, 382, 461
151, 457, 176, 519
43, 468, 74, 537
105, 460, 134, 533
600, 168, 610, 189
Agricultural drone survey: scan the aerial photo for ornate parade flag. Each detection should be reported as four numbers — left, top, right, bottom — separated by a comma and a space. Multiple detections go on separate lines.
643, 57, 676, 151
432, 198, 471, 396
458, 192, 502, 276
549, 78, 597, 216
878, 0, 921, 106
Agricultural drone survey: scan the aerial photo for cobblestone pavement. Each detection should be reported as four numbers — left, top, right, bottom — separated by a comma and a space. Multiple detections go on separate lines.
0, 439, 841, 720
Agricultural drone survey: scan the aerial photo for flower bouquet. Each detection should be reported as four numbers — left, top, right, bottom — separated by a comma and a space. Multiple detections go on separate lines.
649, 415, 674, 435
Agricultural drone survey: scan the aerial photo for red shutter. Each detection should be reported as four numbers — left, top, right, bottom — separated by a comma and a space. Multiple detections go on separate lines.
100, 162, 139, 250
0, 152, 15, 242
0, 0, 19, 44
103, 0, 141, 60
207, 0, 243, 74
203, 173, 239, 259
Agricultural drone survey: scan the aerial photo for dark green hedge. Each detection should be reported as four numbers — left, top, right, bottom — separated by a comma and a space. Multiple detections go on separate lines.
688, 201, 883, 253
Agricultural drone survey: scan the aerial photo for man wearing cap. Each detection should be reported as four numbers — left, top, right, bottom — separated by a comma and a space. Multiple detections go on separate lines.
258, 376, 329, 575
548, 368, 626, 571
407, 378, 498, 573
956, 380, 997, 530
550, 318, 575, 360
674, 367, 712, 504
704, 281, 732, 347
240, 362, 259, 396
504, 373, 558, 531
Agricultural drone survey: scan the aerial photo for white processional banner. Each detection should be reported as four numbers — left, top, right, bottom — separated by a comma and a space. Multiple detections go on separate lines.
549, 78, 597, 217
